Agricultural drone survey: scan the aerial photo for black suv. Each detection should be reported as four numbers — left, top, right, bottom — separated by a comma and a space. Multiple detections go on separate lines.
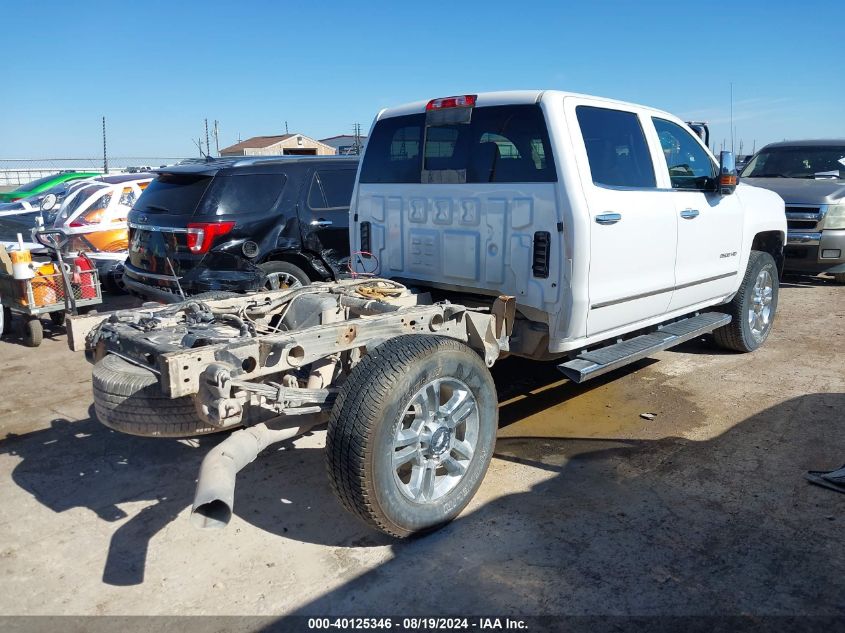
123, 156, 358, 302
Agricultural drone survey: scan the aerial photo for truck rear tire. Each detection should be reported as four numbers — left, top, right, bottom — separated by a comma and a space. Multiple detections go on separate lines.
713, 250, 779, 353
327, 335, 498, 538
93, 354, 224, 437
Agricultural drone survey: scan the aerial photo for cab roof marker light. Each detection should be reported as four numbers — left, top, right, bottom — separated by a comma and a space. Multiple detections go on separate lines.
426, 95, 477, 111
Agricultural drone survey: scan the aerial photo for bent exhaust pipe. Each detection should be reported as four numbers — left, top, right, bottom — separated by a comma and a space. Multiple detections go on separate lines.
190, 421, 314, 529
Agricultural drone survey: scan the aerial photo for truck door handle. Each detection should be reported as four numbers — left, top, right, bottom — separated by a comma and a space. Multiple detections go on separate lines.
595, 213, 622, 225
310, 219, 333, 227
680, 209, 700, 219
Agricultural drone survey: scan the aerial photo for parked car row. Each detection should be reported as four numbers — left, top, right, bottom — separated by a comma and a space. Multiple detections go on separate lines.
115, 134, 843, 304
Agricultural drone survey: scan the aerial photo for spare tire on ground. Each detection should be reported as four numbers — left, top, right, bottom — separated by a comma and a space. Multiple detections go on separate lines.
93, 354, 271, 437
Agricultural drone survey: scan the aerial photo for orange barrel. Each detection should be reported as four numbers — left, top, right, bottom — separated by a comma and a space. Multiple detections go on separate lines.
30, 263, 58, 306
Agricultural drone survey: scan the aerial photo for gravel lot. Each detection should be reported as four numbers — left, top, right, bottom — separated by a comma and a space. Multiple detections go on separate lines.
0, 277, 843, 618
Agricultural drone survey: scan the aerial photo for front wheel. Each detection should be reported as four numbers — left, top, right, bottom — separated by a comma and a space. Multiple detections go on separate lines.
327, 335, 498, 538
713, 250, 779, 352
833, 273, 845, 284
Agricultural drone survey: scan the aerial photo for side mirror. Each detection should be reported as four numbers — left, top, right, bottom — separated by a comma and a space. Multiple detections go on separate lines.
719, 151, 737, 195
40, 193, 58, 211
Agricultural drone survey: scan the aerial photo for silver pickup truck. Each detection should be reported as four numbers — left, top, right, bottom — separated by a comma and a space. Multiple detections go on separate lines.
741, 140, 845, 282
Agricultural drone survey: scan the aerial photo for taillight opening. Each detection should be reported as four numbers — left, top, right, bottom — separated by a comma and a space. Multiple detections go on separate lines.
426, 94, 477, 111
186, 221, 235, 254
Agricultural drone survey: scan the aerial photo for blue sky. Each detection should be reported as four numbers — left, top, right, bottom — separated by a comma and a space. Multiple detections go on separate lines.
2, 0, 841, 158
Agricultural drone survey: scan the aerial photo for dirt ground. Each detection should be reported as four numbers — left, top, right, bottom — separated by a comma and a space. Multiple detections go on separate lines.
0, 277, 843, 618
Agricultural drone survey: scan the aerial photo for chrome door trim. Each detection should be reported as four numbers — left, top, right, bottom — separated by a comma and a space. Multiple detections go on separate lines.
128, 222, 190, 233
591, 271, 737, 309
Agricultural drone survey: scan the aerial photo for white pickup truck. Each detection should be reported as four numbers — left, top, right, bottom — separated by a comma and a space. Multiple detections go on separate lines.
68, 90, 786, 538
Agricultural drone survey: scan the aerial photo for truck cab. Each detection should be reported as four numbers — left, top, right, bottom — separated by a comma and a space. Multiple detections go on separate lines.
351, 90, 786, 356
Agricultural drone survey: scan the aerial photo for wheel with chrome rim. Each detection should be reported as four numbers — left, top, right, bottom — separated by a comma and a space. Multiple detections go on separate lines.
258, 261, 310, 291
392, 377, 479, 504
327, 335, 498, 537
748, 268, 774, 342
713, 250, 779, 352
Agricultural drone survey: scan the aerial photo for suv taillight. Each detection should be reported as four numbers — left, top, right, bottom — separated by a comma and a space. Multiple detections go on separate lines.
186, 221, 235, 254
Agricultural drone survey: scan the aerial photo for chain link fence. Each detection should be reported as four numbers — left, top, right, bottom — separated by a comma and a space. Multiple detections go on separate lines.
0, 157, 187, 189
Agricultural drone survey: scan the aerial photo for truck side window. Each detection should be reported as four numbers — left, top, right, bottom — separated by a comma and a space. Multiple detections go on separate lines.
576, 106, 656, 188
652, 118, 717, 190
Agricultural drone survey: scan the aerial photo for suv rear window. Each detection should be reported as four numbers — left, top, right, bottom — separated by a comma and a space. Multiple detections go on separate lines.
359, 104, 556, 184
198, 173, 287, 216
135, 173, 213, 215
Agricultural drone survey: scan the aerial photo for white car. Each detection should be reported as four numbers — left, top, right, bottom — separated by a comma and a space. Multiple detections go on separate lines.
52, 173, 153, 290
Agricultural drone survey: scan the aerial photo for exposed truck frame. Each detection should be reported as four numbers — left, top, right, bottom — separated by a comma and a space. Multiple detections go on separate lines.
69, 275, 736, 536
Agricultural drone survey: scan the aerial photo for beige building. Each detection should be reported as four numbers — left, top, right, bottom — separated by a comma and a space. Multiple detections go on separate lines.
220, 133, 336, 157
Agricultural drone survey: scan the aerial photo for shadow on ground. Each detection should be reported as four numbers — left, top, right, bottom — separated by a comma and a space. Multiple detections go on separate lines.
1, 357, 844, 614
0, 358, 650, 587
286, 391, 845, 616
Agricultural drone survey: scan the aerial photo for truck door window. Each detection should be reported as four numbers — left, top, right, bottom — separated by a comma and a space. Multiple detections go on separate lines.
652, 118, 717, 190
576, 106, 656, 188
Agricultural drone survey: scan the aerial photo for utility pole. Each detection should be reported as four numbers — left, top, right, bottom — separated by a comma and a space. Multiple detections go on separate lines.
205, 118, 210, 157
213, 120, 220, 156
352, 122, 362, 155
285, 121, 289, 134
194, 138, 204, 157
102, 116, 109, 174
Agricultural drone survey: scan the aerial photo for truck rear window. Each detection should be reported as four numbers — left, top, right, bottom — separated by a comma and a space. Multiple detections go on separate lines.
359, 105, 556, 184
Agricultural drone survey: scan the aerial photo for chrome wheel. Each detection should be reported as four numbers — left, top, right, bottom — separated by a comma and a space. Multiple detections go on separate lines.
392, 377, 479, 503
748, 268, 774, 341
264, 272, 303, 290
